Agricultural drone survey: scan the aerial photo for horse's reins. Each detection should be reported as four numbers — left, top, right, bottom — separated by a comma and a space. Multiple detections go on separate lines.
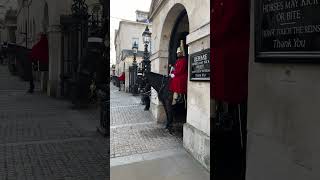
159, 75, 167, 92
141, 90, 151, 95
140, 73, 167, 95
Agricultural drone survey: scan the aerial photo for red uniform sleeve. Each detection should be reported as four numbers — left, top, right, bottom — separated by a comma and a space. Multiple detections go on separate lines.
118, 73, 125, 81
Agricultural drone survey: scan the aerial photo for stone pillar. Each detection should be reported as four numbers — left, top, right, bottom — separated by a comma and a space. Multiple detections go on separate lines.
41, 71, 48, 92
125, 58, 133, 92
183, 23, 210, 171
149, 51, 170, 123
47, 25, 62, 97
125, 62, 130, 92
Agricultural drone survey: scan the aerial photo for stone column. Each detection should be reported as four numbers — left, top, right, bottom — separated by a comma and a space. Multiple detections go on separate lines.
183, 23, 210, 171
41, 71, 48, 92
149, 51, 169, 123
47, 25, 62, 97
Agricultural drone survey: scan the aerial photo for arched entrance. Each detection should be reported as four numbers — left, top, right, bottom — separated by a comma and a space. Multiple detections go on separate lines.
168, 10, 189, 73
159, 4, 189, 70
160, 4, 189, 133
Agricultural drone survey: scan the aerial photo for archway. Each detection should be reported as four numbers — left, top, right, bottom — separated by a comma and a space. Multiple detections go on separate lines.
160, 3, 190, 134
168, 10, 189, 73
159, 3, 189, 70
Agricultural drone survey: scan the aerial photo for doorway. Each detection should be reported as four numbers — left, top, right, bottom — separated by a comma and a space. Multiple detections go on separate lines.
168, 10, 189, 72
167, 9, 189, 135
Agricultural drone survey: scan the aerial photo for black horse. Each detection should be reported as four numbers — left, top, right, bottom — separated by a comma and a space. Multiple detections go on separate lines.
142, 72, 186, 130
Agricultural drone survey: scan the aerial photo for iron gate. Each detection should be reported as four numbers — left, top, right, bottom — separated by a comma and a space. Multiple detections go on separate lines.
97, 0, 109, 137
60, 23, 80, 99
60, 0, 109, 137
129, 66, 133, 93
60, 0, 89, 100
129, 65, 138, 95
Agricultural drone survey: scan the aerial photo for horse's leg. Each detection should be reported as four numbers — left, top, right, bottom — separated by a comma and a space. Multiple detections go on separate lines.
144, 83, 151, 110
165, 92, 174, 130
163, 102, 169, 128
144, 95, 150, 110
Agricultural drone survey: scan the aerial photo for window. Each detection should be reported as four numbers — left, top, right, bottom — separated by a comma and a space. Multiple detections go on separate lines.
132, 38, 139, 49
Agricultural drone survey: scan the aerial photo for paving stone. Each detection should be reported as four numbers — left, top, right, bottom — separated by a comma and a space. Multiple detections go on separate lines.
0, 65, 109, 180
110, 84, 183, 159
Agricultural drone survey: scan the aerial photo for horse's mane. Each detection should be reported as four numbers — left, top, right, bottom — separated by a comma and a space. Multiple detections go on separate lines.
145, 72, 169, 93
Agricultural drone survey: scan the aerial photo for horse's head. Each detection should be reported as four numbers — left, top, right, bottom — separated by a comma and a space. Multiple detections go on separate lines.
145, 72, 170, 93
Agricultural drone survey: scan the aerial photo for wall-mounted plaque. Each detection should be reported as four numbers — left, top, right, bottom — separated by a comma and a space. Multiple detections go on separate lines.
255, 0, 320, 62
190, 49, 210, 81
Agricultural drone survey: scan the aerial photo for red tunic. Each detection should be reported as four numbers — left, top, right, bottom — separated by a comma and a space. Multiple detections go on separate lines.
169, 56, 188, 94
29, 35, 49, 63
118, 73, 125, 81
211, 0, 250, 103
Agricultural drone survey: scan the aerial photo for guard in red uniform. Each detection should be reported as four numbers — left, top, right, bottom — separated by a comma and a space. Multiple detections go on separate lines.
211, 0, 250, 179
28, 33, 49, 93
212, 0, 250, 103
118, 72, 125, 91
30, 34, 49, 65
169, 44, 188, 105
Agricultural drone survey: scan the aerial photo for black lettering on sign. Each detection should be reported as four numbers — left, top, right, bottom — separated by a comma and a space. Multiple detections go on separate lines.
256, 0, 320, 62
190, 49, 210, 81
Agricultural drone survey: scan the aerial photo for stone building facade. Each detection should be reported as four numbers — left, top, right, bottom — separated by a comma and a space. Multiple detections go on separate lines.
246, 0, 320, 179
16, 0, 74, 94
114, 19, 151, 92
16, 0, 102, 96
136, 10, 149, 23
0, 0, 18, 43
0, 9, 17, 44
148, 0, 210, 171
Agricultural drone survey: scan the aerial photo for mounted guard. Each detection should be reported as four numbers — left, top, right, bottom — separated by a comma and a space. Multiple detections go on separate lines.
169, 40, 188, 105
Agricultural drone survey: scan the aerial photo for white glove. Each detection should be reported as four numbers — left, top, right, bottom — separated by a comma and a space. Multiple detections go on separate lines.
170, 74, 175, 78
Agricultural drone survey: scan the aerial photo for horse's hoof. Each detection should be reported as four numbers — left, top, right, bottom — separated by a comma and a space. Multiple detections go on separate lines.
165, 128, 174, 134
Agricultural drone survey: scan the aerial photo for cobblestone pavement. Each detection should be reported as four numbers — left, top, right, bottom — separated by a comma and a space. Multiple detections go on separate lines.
110, 84, 182, 159
0, 65, 109, 180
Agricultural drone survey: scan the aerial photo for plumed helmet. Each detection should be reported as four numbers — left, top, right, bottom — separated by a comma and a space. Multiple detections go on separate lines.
180, 40, 185, 56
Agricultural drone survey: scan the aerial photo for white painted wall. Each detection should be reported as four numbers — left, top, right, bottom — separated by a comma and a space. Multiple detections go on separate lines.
246, 0, 319, 179
118, 20, 151, 53
186, 35, 210, 135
